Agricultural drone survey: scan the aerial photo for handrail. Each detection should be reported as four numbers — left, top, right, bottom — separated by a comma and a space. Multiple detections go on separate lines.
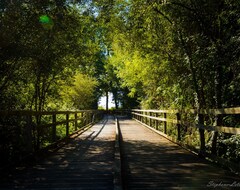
131, 108, 240, 135
0, 110, 102, 116
131, 107, 240, 163
0, 109, 105, 167
132, 109, 179, 114
132, 106, 240, 115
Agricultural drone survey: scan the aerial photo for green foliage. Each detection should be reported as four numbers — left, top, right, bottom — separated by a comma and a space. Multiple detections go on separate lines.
217, 134, 240, 163
0, 0, 100, 111
1, 0, 240, 164
98, 0, 240, 162
61, 73, 98, 109
105, 0, 240, 110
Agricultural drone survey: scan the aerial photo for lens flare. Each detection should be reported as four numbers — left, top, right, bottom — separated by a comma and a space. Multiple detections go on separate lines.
39, 15, 54, 30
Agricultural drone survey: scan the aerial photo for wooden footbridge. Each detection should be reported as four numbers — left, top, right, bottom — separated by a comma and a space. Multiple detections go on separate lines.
0, 109, 240, 189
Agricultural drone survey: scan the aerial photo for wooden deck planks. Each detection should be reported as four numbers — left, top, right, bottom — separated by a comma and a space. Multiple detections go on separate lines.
1, 117, 239, 190
0, 116, 116, 190
119, 119, 240, 190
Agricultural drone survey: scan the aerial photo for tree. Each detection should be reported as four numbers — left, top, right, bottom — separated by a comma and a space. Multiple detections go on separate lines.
0, 0, 100, 111
102, 0, 240, 156
61, 73, 98, 109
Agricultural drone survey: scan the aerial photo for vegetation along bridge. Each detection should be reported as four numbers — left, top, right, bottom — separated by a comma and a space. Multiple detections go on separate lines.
1, 1, 240, 189
0, 108, 240, 190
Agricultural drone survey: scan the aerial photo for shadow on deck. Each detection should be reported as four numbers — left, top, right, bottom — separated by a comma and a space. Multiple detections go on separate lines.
0, 116, 116, 190
119, 119, 240, 190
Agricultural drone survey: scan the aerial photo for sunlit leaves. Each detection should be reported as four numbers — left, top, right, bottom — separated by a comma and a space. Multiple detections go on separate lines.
0, 0, 101, 110
61, 73, 98, 109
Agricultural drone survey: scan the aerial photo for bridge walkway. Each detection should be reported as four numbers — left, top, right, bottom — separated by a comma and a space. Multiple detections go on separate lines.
119, 119, 240, 190
0, 116, 116, 190
0, 116, 239, 190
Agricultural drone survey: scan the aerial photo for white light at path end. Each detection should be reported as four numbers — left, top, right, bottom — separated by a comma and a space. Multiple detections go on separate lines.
98, 93, 115, 109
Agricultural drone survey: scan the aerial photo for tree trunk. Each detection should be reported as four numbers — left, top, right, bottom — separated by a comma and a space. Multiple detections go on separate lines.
198, 114, 205, 157
189, 56, 206, 157
106, 90, 109, 111
179, 32, 206, 156
112, 90, 119, 109
212, 47, 223, 155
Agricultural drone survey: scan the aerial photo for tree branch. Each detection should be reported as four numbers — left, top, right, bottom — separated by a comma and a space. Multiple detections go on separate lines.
153, 7, 173, 24
169, 2, 195, 12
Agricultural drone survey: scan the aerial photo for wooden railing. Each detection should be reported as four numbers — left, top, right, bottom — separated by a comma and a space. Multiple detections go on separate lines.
0, 110, 104, 166
132, 107, 240, 162
132, 108, 240, 135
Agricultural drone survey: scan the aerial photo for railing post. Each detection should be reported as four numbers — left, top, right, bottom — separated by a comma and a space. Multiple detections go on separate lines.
176, 112, 181, 141
198, 113, 205, 157
92, 112, 95, 123
164, 113, 167, 134
35, 114, 42, 150
147, 112, 149, 125
82, 112, 86, 126
52, 113, 56, 142
156, 113, 159, 130
80, 112, 83, 127
75, 112, 78, 131
145, 112, 147, 124
155, 113, 157, 129
143, 112, 145, 123
211, 115, 222, 155
25, 115, 33, 153
150, 112, 152, 127
87, 112, 90, 125
66, 113, 69, 136
84, 112, 86, 126
87, 112, 90, 124
88, 112, 90, 124
143, 112, 147, 124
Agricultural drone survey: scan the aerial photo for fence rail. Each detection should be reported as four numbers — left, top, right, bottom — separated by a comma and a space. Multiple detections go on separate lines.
132, 107, 240, 115
0, 110, 104, 167
132, 107, 240, 161
132, 108, 240, 135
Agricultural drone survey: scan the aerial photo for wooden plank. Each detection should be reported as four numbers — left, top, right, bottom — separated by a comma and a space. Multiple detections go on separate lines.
175, 107, 240, 115
119, 119, 240, 190
196, 124, 240, 134
172, 119, 240, 135
200, 107, 240, 115
133, 112, 240, 135
132, 107, 240, 115
132, 112, 179, 124
0, 110, 103, 116
114, 118, 123, 190
0, 116, 115, 190
132, 109, 179, 114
